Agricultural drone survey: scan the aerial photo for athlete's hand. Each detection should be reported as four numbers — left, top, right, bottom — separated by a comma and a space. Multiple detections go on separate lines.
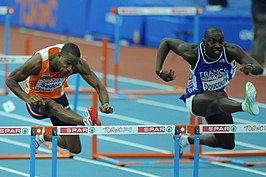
240, 63, 253, 75
99, 103, 113, 114
157, 69, 176, 82
27, 94, 45, 106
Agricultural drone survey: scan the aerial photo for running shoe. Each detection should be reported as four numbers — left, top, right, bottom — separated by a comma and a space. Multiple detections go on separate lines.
179, 134, 190, 157
245, 82, 259, 116
35, 133, 45, 151
88, 107, 102, 125
83, 107, 102, 126
173, 134, 190, 157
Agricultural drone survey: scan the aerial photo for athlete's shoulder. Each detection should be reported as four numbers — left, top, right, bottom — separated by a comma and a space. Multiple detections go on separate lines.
178, 43, 197, 53
36, 44, 64, 54
225, 43, 244, 61
224, 42, 242, 52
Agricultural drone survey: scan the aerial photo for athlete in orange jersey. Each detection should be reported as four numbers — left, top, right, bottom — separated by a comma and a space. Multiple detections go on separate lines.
6, 43, 113, 154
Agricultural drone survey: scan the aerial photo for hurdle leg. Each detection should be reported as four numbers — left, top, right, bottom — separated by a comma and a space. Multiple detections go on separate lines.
45, 126, 58, 177
30, 128, 37, 177
174, 127, 181, 177
51, 127, 58, 177
193, 126, 200, 177
102, 37, 108, 87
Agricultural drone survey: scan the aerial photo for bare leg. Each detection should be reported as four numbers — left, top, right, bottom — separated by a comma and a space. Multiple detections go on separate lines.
38, 99, 84, 153
188, 113, 235, 149
44, 135, 82, 154
187, 92, 236, 149
192, 91, 242, 117
39, 99, 85, 125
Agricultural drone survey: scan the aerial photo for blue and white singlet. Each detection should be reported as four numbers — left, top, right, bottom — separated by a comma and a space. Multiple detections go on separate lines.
180, 43, 237, 103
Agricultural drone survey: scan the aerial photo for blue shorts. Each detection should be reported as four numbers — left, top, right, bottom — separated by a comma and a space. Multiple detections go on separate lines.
26, 94, 75, 126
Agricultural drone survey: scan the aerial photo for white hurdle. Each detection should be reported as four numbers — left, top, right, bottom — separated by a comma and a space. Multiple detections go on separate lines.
47, 125, 180, 177
193, 124, 266, 177
0, 126, 43, 177
0, 55, 31, 64
2, 124, 265, 177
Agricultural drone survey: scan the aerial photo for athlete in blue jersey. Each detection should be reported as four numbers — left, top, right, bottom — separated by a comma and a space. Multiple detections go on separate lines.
155, 27, 263, 154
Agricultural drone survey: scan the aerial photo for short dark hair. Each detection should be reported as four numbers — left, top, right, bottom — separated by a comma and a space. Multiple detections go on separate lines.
204, 27, 224, 39
61, 43, 80, 57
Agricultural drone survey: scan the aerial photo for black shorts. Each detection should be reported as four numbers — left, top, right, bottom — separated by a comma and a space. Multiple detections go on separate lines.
26, 94, 75, 126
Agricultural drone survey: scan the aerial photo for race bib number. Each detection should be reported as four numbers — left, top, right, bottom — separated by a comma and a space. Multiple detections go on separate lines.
200, 68, 230, 91
35, 78, 65, 91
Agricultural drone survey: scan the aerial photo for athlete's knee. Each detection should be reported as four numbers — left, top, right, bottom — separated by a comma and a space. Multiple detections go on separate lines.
222, 143, 235, 150
67, 145, 82, 154
216, 134, 235, 150
220, 141, 235, 150
41, 99, 63, 115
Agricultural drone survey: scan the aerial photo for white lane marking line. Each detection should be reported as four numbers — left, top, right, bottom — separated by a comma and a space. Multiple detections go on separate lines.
210, 162, 266, 176
0, 166, 38, 177
0, 137, 160, 177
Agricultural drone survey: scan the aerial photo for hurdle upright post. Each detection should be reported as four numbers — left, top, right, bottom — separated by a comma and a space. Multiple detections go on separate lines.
91, 91, 99, 159
25, 37, 31, 55
29, 126, 42, 177
113, 13, 122, 93
4, 8, 10, 94
174, 126, 181, 177
51, 127, 58, 177
45, 126, 58, 177
188, 114, 203, 157
110, 7, 202, 94
193, 126, 200, 177
0, 6, 13, 95
102, 37, 108, 87
29, 127, 37, 177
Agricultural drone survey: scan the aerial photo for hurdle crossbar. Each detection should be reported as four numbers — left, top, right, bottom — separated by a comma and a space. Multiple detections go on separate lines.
0, 42, 180, 97
51, 124, 181, 177
91, 120, 266, 167
91, 116, 201, 165
57, 125, 176, 135
111, 7, 203, 16
0, 126, 41, 177
110, 6, 202, 93
0, 126, 72, 160
200, 124, 266, 157
0, 6, 14, 95
91, 124, 198, 166
188, 117, 266, 158
193, 124, 266, 177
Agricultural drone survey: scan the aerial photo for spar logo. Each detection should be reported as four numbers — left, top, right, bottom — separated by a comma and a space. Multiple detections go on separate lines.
203, 126, 230, 132
60, 127, 88, 134
138, 126, 168, 133
0, 128, 27, 134
89, 127, 95, 133
230, 125, 237, 132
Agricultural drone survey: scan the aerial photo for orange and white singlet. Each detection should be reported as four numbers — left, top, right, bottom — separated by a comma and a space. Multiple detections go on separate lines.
24, 44, 72, 99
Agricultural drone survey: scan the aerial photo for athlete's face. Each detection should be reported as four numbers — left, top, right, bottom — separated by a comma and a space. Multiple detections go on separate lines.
203, 31, 224, 59
57, 53, 79, 76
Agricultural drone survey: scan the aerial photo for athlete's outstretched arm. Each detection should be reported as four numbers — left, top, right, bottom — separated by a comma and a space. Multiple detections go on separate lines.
5, 54, 43, 104
75, 58, 113, 113
155, 38, 198, 82
156, 38, 185, 74
226, 43, 263, 75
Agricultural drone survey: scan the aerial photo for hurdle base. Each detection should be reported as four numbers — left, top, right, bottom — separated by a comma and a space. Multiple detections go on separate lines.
0, 90, 8, 95
0, 153, 73, 160
93, 153, 194, 166
93, 152, 194, 159
202, 150, 266, 157
93, 151, 266, 167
